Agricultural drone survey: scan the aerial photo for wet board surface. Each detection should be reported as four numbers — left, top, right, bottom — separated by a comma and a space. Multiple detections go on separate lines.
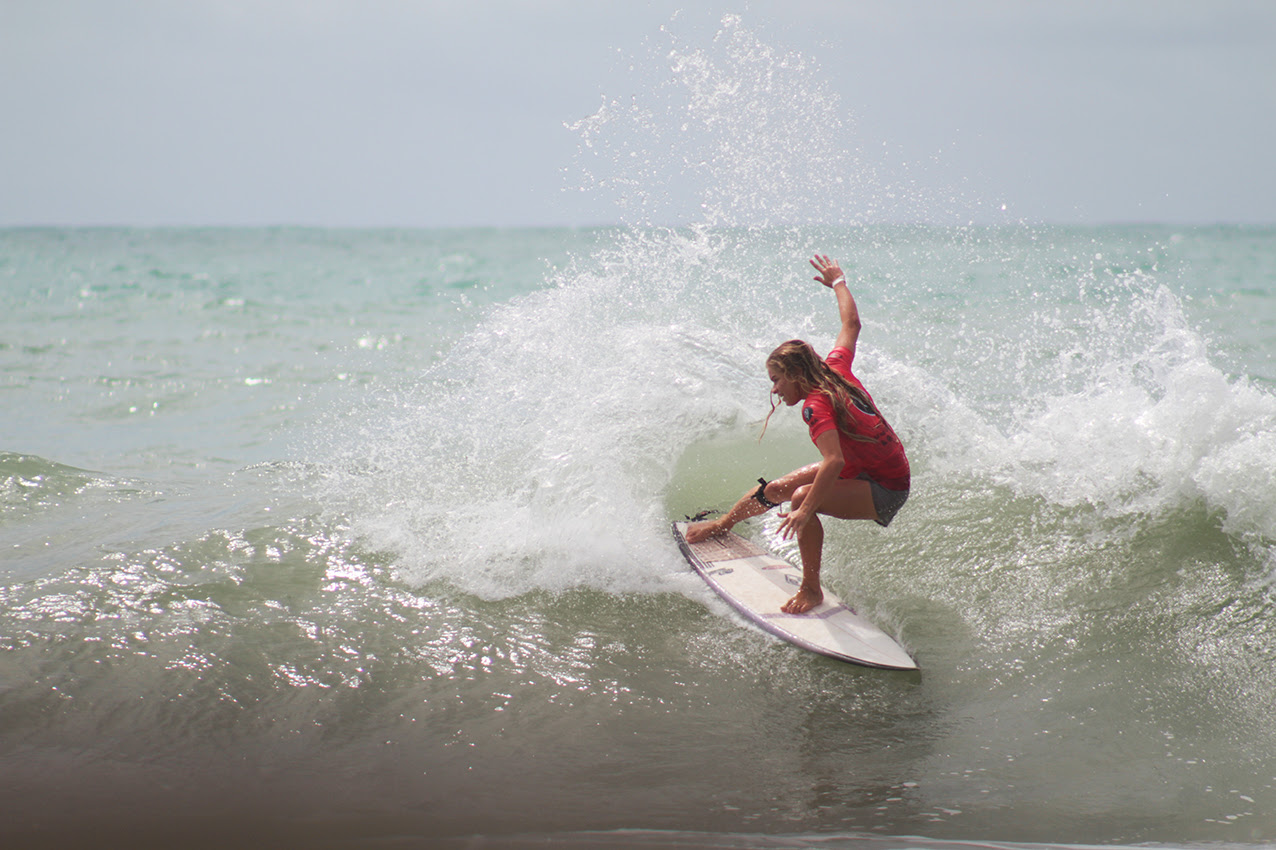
672, 522, 916, 670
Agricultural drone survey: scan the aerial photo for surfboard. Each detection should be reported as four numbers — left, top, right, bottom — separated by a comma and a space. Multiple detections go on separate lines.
672, 521, 917, 670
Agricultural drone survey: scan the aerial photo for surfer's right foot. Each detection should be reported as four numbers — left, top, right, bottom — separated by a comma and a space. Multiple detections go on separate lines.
781, 586, 823, 615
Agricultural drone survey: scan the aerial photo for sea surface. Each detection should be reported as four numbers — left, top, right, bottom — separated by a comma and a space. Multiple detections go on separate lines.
4, 15, 1276, 850
3, 222, 1275, 849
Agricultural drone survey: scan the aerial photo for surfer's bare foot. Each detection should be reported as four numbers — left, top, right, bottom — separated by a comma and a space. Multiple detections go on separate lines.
685, 519, 727, 544
781, 587, 823, 614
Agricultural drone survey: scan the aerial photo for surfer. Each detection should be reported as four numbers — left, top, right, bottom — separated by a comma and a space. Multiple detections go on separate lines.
685, 255, 910, 614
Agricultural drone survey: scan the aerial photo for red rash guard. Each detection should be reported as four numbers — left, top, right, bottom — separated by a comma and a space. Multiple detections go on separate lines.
801, 346, 910, 491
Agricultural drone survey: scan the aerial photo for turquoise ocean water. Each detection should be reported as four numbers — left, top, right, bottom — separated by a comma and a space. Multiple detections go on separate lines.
4, 16, 1276, 850
4, 222, 1275, 849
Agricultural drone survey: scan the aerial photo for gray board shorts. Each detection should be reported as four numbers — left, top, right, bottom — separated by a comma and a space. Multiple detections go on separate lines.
859, 473, 909, 527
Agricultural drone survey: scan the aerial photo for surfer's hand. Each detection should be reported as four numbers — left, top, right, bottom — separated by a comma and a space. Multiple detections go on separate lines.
810, 254, 845, 288
776, 506, 811, 540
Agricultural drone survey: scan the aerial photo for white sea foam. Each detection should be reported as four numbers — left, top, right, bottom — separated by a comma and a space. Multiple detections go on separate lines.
915, 265, 1276, 545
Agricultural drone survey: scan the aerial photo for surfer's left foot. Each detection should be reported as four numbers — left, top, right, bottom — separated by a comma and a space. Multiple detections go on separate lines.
685, 520, 727, 544
781, 587, 823, 615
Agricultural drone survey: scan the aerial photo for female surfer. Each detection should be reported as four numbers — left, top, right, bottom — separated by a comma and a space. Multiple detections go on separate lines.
685, 255, 910, 615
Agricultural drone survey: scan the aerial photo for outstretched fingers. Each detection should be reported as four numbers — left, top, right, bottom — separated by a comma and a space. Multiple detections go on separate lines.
810, 254, 843, 287
810, 253, 830, 280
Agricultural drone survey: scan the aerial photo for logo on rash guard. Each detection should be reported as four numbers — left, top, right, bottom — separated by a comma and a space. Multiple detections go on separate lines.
802, 406, 814, 424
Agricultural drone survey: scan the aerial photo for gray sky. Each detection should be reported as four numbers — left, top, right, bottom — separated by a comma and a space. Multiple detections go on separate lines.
2, 0, 1273, 227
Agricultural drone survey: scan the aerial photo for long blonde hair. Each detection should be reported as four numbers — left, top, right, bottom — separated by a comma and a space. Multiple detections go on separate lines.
760, 340, 880, 442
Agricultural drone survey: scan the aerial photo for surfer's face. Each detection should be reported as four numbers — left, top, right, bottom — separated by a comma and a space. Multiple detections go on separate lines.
768, 366, 804, 406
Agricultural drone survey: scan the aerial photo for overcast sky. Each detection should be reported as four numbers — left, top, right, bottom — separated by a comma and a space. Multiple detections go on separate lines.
2, 0, 1273, 228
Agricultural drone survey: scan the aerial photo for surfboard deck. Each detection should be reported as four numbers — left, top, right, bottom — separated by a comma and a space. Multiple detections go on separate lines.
672, 521, 917, 670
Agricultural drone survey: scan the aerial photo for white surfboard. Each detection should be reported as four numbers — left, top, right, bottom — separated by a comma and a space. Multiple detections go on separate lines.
673, 522, 917, 670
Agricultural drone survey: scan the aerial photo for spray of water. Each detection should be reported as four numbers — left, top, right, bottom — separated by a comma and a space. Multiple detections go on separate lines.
320, 15, 1276, 601
321, 15, 901, 596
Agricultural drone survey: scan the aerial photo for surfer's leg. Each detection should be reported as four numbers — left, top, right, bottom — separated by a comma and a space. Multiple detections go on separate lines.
760, 463, 820, 504
780, 478, 878, 614
685, 489, 765, 542
806, 476, 880, 522
782, 511, 825, 614
686, 464, 819, 543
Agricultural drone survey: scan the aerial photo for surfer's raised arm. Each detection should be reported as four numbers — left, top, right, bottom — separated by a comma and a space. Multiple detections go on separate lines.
811, 254, 861, 357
